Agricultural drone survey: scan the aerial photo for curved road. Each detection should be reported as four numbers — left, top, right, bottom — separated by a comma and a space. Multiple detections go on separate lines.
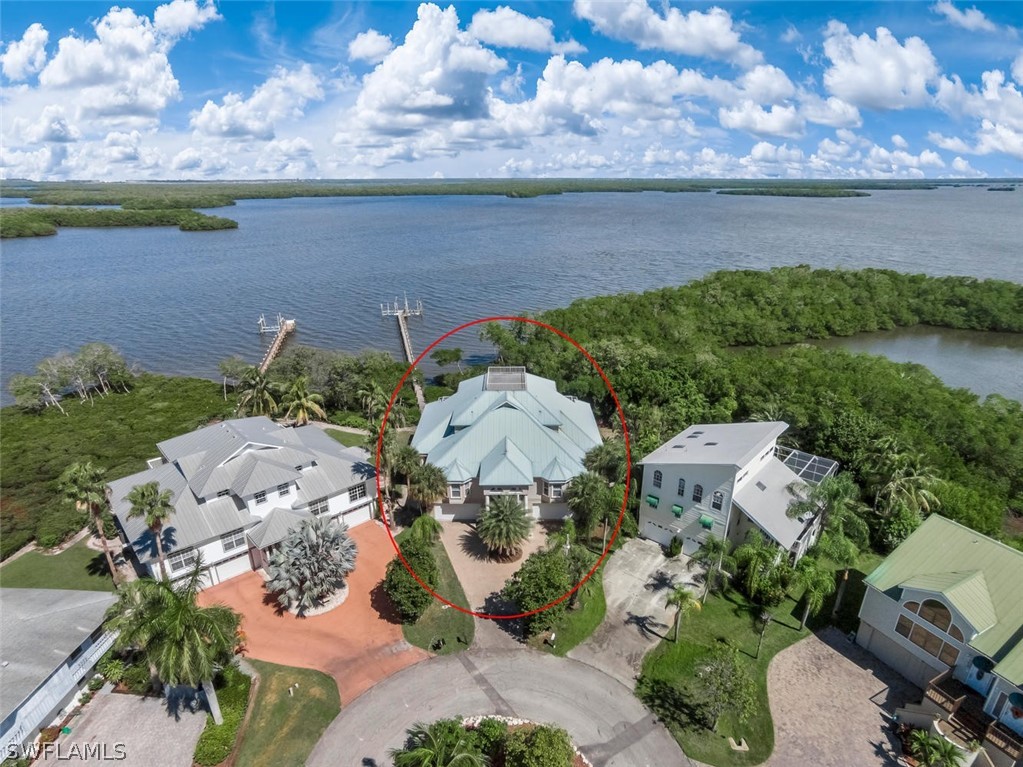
308, 647, 690, 767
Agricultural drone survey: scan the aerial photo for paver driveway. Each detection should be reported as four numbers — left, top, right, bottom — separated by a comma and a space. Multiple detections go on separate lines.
39, 692, 205, 767
307, 648, 692, 767
569, 538, 702, 688
198, 521, 428, 704
764, 627, 920, 767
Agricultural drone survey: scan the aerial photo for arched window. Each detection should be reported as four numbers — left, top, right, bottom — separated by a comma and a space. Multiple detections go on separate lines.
904, 601, 920, 614
712, 491, 724, 510
949, 624, 964, 642
677, 478, 686, 497
653, 470, 662, 489
692, 484, 703, 503
919, 599, 953, 633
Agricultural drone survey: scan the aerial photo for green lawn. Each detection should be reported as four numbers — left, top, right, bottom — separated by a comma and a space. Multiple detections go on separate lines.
1, 374, 234, 558
234, 660, 340, 767
530, 563, 606, 657
0, 538, 114, 591
324, 428, 369, 448
399, 533, 475, 654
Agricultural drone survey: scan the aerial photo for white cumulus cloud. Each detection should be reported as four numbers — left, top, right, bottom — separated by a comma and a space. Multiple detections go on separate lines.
153, 0, 221, 39
469, 7, 584, 54
719, 101, 804, 138
348, 29, 394, 63
930, 1, 997, 33
1, 23, 49, 81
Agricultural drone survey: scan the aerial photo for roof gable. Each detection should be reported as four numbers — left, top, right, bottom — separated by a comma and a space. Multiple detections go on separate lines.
901, 570, 998, 633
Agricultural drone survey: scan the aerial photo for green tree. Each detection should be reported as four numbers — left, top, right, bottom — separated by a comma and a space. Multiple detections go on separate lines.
389, 719, 487, 767
691, 535, 734, 603
793, 556, 836, 630
665, 586, 701, 643
476, 496, 533, 559
502, 548, 571, 637
563, 471, 607, 538
431, 348, 464, 373
280, 375, 326, 425
384, 538, 439, 623
236, 367, 279, 417
394, 444, 423, 486
583, 438, 628, 484
504, 724, 574, 767
733, 531, 786, 604
125, 481, 174, 580
266, 517, 358, 615
409, 514, 443, 545
409, 463, 449, 512
696, 646, 757, 732
867, 440, 942, 518
59, 461, 118, 585
356, 380, 388, 423
217, 355, 250, 399
105, 559, 240, 724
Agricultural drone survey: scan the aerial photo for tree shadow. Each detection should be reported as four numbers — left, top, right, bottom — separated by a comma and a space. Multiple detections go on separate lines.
625, 612, 669, 640
369, 581, 403, 625
458, 528, 494, 563
85, 550, 112, 578
636, 678, 708, 732
164, 684, 201, 722
481, 593, 525, 642
644, 569, 680, 593
260, 588, 288, 617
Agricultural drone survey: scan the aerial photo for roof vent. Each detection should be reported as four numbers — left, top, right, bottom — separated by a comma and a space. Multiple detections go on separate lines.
704, 441, 718, 446
756, 481, 767, 491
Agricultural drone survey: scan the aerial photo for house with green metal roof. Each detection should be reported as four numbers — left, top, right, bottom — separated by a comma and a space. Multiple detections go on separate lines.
856, 515, 1023, 766
410, 367, 602, 519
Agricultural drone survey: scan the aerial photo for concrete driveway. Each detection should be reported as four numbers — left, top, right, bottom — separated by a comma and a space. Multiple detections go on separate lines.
569, 538, 702, 688
198, 521, 428, 704
307, 648, 692, 767
763, 628, 920, 767
40, 692, 205, 767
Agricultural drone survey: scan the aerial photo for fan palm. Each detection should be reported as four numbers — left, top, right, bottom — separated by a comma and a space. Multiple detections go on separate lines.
105, 558, 240, 724
666, 586, 701, 643
280, 375, 326, 425
409, 462, 448, 511
793, 556, 836, 630
236, 367, 279, 417
59, 461, 118, 585
125, 481, 174, 580
477, 495, 533, 559
389, 721, 489, 767
563, 471, 608, 538
393, 444, 423, 485
691, 535, 734, 603
266, 517, 358, 615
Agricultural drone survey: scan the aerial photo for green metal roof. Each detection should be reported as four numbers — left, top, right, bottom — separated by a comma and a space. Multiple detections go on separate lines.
900, 571, 998, 633
865, 515, 1023, 685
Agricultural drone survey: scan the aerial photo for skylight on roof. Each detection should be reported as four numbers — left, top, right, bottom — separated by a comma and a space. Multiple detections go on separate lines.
485, 367, 527, 391
756, 481, 767, 491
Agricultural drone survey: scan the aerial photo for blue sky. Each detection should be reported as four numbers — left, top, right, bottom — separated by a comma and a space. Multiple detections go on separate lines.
1, 1, 1021, 179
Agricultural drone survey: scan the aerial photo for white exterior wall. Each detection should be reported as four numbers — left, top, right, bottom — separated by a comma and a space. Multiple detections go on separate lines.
986, 676, 1023, 735
638, 463, 735, 554
0, 631, 115, 754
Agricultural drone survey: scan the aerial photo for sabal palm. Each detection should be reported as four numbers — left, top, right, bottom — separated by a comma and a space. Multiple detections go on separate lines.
410, 463, 448, 509
794, 556, 836, 630
105, 558, 239, 723
389, 722, 488, 767
237, 367, 279, 417
368, 419, 400, 489
281, 375, 326, 425
666, 586, 701, 642
126, 481, 174, 580
394, 444, 423, 485
59, 461, 118, 584
564, 471, 608, 537
477, 495, 533, 558
733, 531, 781, 603
692, 535, 734, 603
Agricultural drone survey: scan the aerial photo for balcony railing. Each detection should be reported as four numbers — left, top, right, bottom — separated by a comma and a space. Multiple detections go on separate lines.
925, 669, 962, 715
67, 631, 116, 681
985, 721, 1023, 761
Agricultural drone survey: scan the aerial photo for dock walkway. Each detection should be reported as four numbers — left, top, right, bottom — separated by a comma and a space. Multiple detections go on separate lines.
381, 296, 426, 411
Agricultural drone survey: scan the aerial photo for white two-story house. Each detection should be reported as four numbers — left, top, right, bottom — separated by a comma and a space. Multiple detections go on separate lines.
637, 421, 837, 561
108, 417, 376, 585
858, 515, 1023, 767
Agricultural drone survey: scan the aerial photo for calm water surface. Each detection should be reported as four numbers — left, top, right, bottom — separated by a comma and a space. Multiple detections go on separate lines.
1, 187, 1021, 403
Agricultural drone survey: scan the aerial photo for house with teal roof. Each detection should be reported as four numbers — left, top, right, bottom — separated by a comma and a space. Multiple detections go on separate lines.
857, 515, 1023, 766
410, 367, 602, 520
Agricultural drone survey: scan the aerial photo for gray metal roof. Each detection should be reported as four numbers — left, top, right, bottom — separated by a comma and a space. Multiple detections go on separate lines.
0, 588, 116, 721
731, 457, 810, 550
479, 439, 534, 486
640, 422, 789, 468
411, 371, 600, 486
248, 507, 312, 549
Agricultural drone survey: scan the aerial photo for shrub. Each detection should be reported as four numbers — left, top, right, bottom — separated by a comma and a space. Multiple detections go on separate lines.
502, 549, 571, 638
265, 517, 358, 614
97, 658, 125, 684
87, 676, 105, 692
121, 663, 151, 694
383, 538, 439, 623
667, 537, 682, 558
193, 666, 251, 767
504, 725, 574, 767
471, 718, 508, 756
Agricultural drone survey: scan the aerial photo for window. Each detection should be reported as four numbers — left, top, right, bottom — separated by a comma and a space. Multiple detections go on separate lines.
677, 478, 686, 497
309, 497, 329, 515
939, 644, 960, 666
450, 484, 462, 499
949, 624, 964, 642
348, 484, 367, 503
692, 484, 703, 503
254, 490, 267, 505
896, 615, 913, 638
221, 528, 246, 552
217, 489, 230, 498
712, 491, 723, 510
897, 613, 961, 667
910, 624, 944, 657
543, 481, 564, 499
653, 470, 662, 489
918, 599, 953, 633
169, 548, 198, 573
277, 483, 290, 497
904, 601, 920, 614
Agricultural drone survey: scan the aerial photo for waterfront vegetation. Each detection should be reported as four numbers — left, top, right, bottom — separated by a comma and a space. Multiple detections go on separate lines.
234, 660, 340, 767
0, 206, 238, 238
717, 188, 870, 197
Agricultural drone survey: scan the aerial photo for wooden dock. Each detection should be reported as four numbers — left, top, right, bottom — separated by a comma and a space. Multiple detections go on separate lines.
381, 295, 426, 411
257, 313, 296, 373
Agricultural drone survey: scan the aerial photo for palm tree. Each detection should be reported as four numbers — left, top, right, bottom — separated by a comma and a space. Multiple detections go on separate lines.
59, 461, 118, 585
930, 736, 966, 767
368, 419, 400, 488
236, 367, 279, 417
125, 481, 174, 580
563, 471, 608, 538
909, 730, 963, 767
666, 586, 701, 643
691, 535, 734, 603
393, 444, 423, 486
409, 462, 448, 512
476, 495, 533, 559
105, 558, 240, 724
865, 438, 941, 517
733, 531, 784, 604
389, 721, 488, 767
356, 381, 388, 423
584, 438, 628, 484
266, 517, 358, 615
280, 375, 326, 425
793, 556, 836, 630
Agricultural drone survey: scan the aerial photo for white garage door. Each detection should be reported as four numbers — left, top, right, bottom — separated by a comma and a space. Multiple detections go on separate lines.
211, 552, 253, 584
342, 503, 373, 528
642, 519, 675, 547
